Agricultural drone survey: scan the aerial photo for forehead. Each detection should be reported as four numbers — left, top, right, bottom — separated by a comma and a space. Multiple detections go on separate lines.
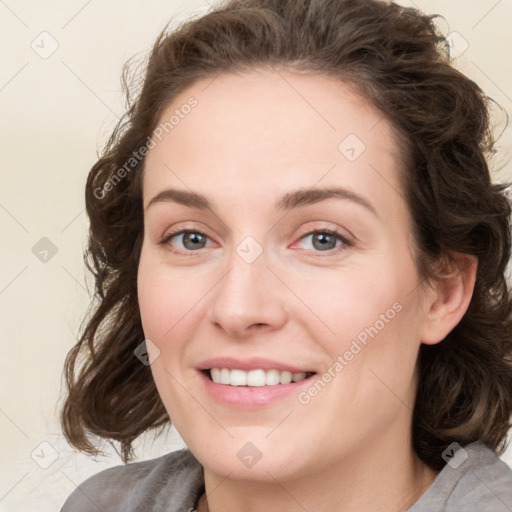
142, 67, 405, 214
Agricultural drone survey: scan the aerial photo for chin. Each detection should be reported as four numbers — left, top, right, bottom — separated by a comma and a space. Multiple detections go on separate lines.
183, 427, 318, 482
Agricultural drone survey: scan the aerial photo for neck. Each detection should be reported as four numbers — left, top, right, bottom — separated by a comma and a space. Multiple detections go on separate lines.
200, 430, 439, 512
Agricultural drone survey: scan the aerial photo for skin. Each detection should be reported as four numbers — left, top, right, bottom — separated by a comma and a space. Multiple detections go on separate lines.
137, 67, 476, 512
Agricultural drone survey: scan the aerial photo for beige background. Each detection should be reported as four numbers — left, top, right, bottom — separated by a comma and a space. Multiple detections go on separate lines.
1, 0, 511, 510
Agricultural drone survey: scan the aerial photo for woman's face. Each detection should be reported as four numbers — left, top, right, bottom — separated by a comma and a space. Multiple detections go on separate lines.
137, 68, 432, 481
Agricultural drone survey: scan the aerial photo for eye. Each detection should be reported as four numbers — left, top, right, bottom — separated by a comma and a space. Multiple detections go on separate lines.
296, 228, 351, 253
159, 229, 213, 252
159, 227, 352, 255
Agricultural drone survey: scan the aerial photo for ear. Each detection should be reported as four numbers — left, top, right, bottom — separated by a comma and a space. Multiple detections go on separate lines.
420, 253, 478, 345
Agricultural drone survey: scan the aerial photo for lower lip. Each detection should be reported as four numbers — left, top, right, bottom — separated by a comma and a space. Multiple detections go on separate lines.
199, 371, 315, 409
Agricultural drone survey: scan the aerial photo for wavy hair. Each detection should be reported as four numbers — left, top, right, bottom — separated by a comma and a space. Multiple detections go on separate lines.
59, 0, 512, 469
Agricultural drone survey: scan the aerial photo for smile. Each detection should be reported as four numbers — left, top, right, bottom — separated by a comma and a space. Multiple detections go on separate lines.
207, 368, 315, 386
197, 357, 318, 408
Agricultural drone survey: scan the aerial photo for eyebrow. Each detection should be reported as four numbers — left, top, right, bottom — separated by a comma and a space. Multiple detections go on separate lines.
145, 186, 378, 216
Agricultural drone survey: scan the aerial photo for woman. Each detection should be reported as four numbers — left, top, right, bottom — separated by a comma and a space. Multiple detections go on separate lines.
59, 0, 512, 510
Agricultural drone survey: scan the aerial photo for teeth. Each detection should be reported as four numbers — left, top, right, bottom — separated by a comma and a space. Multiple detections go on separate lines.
220, 368, 230, 385
280, 371, 292, 384
230, 369, 247, 386
208, 368, 312, 386
247, 369, 266, 386
265, 369, 280, 386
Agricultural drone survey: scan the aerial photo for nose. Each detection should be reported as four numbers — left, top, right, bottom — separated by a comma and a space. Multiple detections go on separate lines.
206, 245, 288, 339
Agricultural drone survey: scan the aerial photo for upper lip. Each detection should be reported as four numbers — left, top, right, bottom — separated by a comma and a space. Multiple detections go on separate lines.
196, 357, 316, 374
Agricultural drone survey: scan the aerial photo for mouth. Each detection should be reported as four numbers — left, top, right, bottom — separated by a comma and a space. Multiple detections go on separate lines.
202, 368, 316, 387
196, 357, 318, 408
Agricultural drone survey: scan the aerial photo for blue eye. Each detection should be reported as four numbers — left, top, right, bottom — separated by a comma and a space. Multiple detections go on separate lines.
298, 229, 351, 252
159, 228, 351, 254
159, 229, 212, 251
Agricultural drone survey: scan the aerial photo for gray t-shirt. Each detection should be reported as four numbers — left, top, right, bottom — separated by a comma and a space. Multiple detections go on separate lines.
60, 441, 512, 511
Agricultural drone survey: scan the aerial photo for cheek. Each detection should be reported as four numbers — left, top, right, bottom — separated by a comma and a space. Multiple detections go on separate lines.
136, 247, 216, 399
289, 266, 404, 344
137, 249, 206, 341
301, 261, 422, 381
137, 264, 172, 341
136, 253, 199, 415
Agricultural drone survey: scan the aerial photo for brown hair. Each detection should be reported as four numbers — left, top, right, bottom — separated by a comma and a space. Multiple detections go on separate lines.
59, 0, 512, 470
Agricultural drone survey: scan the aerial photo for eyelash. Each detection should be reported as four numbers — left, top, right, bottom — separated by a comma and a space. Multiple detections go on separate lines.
158, 227, 352, 256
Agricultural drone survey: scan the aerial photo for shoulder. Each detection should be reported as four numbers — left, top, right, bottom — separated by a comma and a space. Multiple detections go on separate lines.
410, 442, 512, 512
60, 448, 204, 512
445, 442, 512, 511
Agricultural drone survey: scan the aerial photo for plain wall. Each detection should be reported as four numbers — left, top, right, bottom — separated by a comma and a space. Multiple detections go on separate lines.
1, 1, 511, 510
